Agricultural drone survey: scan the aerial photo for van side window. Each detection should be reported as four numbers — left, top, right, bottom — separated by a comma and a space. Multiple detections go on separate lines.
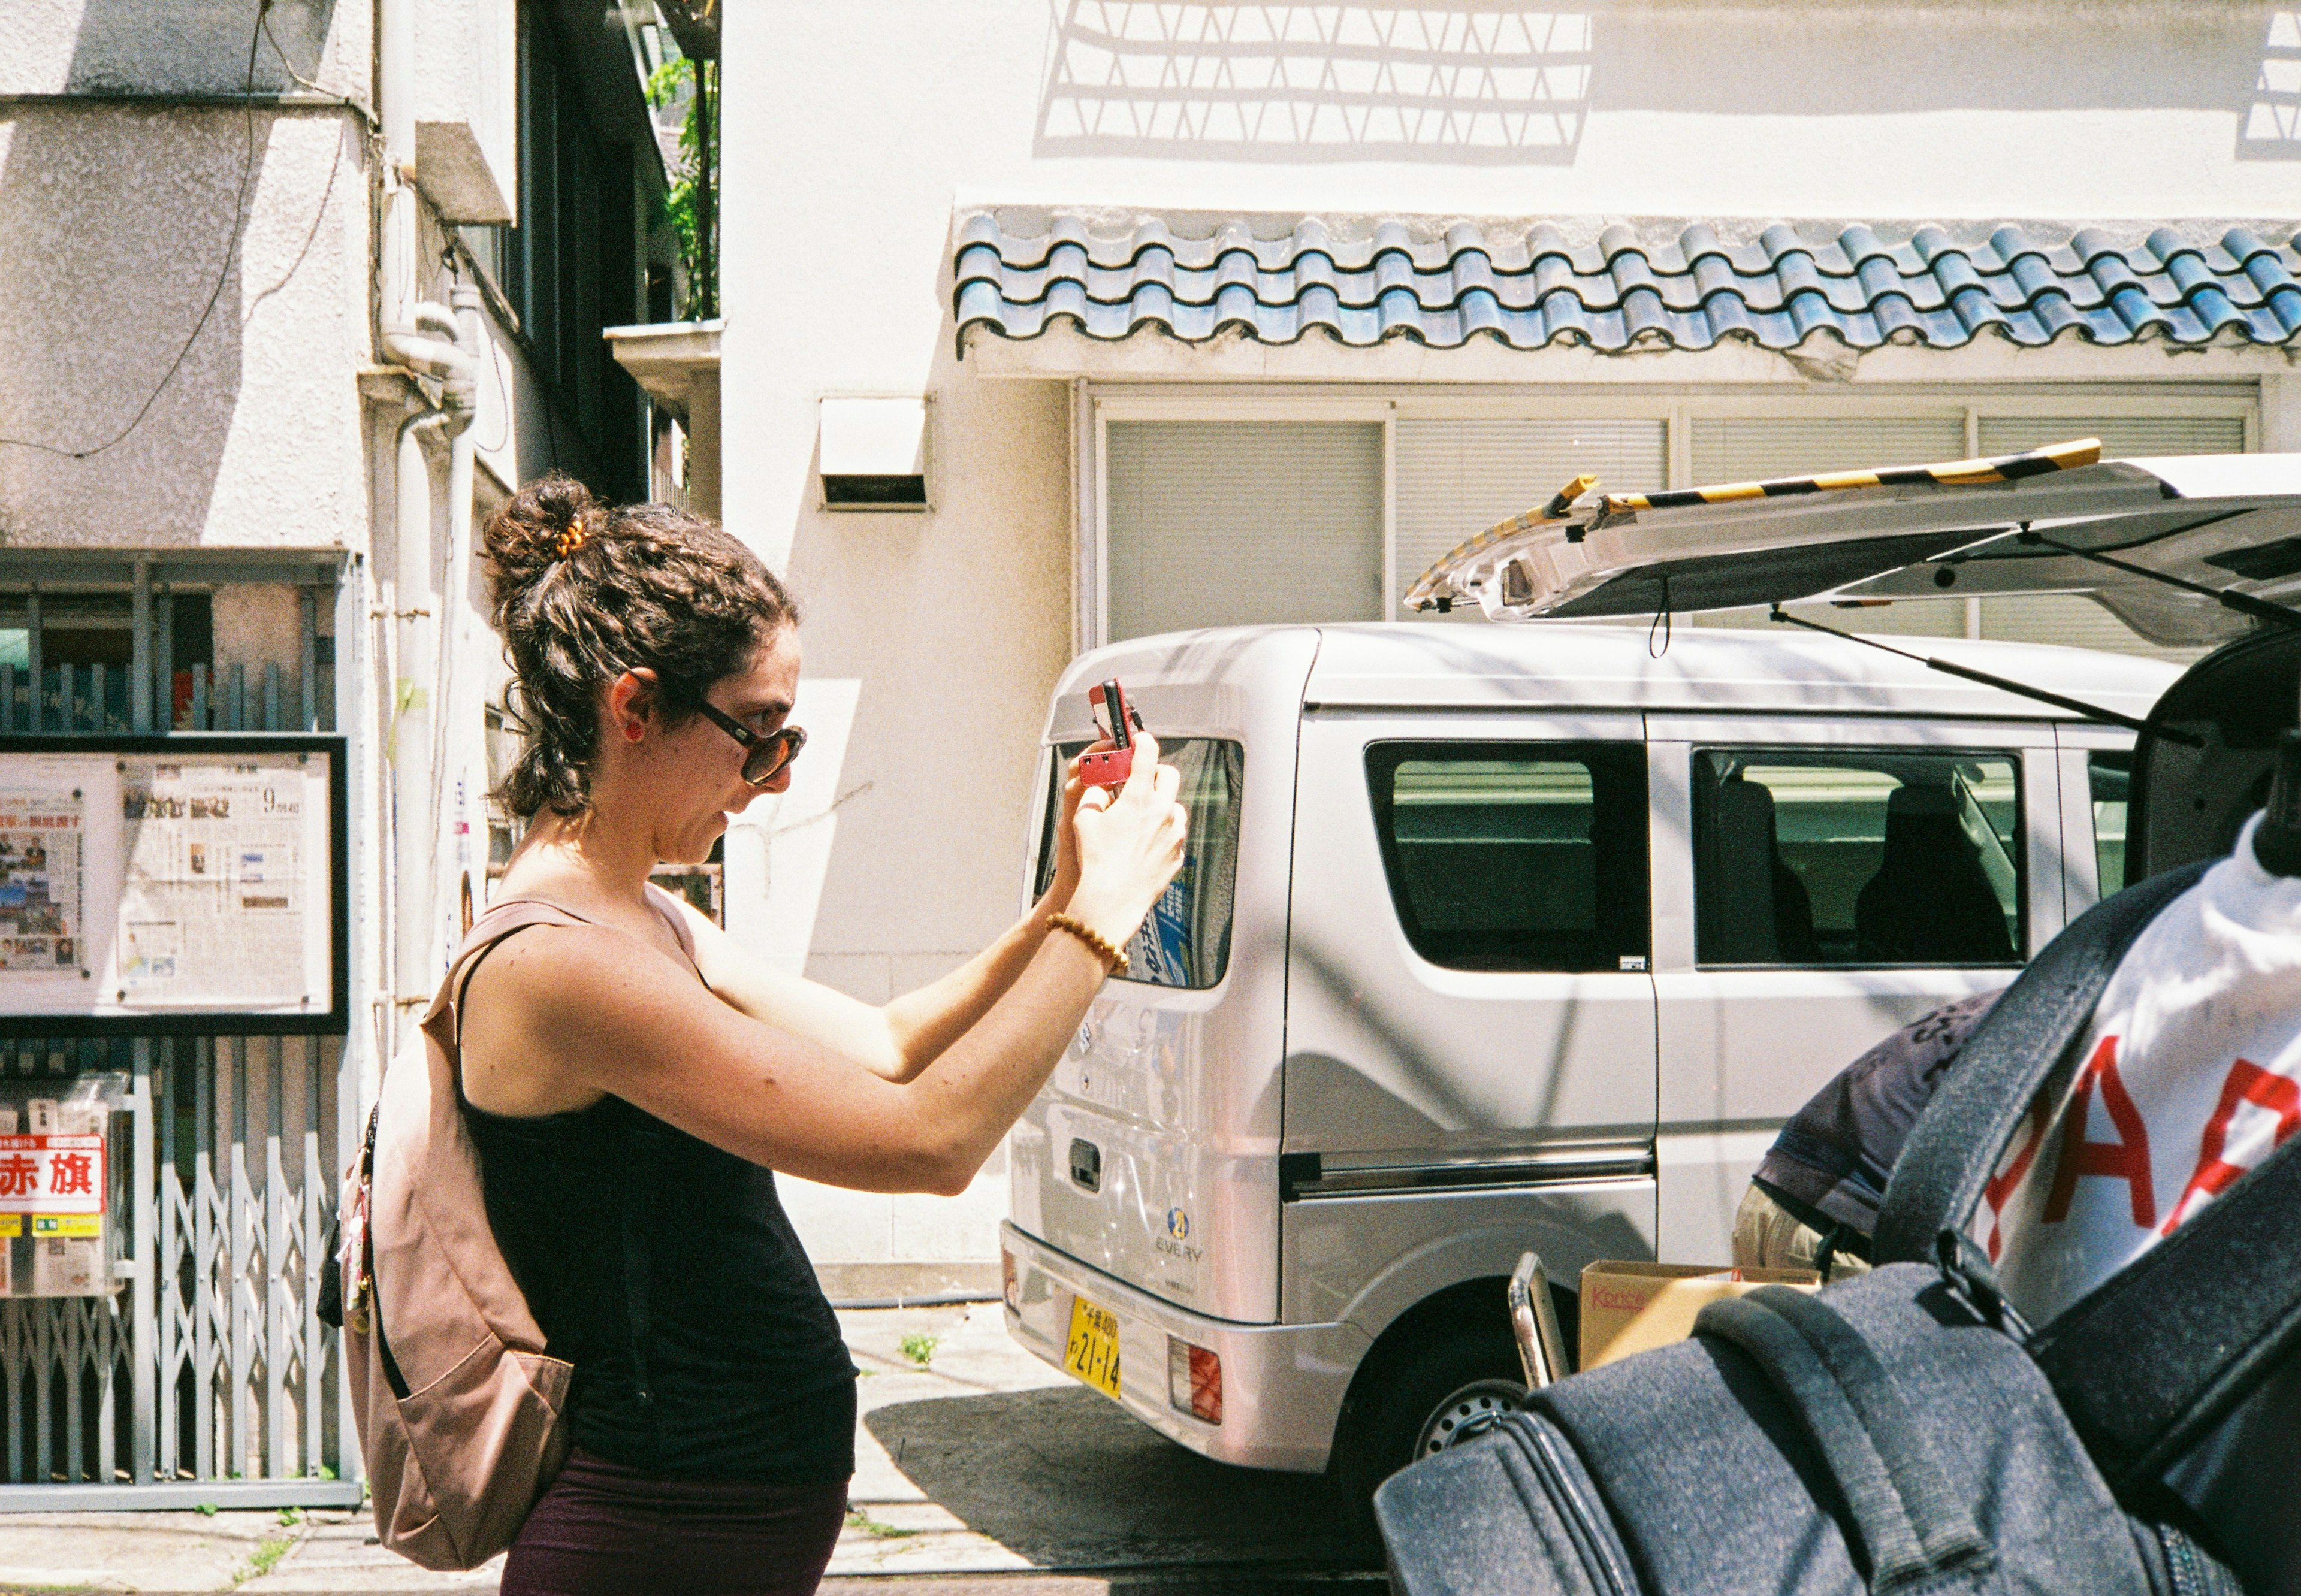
1693, 749, 2024, 968
1037, 738, 1246, 989
2089, 751, 2131, 897
1364, 743, 1650, 972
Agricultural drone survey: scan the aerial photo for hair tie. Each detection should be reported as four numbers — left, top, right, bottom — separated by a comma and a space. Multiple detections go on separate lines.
555, 522, 587, 560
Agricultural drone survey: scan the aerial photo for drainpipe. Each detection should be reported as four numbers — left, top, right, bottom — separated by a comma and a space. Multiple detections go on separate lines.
377, 0, 484, 1019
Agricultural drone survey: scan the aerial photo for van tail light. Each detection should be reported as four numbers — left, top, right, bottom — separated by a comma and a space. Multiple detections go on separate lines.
1167, 1335, 1222, 1425
1001, 1248, 1020, 1314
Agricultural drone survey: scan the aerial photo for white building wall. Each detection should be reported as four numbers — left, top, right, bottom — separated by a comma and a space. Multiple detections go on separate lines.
721, 0, 2301, 1287
0, 0, 558, 1084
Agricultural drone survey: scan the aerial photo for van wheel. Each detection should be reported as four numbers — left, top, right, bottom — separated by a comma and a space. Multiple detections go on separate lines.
1330, 1320, 1526, 1520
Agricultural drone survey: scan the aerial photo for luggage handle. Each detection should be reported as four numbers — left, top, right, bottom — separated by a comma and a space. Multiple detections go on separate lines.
1698, 1287, 1993, 1595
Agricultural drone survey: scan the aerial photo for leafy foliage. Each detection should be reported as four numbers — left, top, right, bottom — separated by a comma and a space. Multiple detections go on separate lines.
646, 56, 719, 319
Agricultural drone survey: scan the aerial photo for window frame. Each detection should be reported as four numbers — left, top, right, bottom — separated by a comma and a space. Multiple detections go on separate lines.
1689, 743, 2030, 971
1076, 383, 2257, 653
1035, 736, 1247, 991
1364, 738, 1652, 975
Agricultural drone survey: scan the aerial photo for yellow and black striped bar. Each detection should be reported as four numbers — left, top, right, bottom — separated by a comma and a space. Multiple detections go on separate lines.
1401, 474, 1598, 609
1598, 437, 2101, 515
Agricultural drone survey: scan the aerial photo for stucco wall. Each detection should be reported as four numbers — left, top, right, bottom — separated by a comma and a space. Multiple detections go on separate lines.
0, 104, 372, 549
720, 1, 2301, 1275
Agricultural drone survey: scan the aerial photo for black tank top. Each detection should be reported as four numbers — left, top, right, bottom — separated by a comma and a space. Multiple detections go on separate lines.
458, 909, 856, 1486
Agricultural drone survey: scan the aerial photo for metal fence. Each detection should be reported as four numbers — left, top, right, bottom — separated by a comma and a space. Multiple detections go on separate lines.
0, 1034, 358, 1507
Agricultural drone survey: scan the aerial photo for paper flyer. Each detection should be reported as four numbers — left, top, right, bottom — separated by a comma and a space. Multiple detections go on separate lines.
0, 788, 83, 976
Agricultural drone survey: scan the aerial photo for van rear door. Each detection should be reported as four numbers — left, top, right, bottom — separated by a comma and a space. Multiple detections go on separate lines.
1007, 630, 1315, 1325
1409, 445, 2301, 651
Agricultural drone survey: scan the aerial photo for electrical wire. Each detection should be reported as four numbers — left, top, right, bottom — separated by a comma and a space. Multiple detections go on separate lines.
0, 2, 268, 460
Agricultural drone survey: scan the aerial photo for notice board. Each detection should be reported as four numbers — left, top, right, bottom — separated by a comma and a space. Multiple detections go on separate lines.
0, 737, 347, 1033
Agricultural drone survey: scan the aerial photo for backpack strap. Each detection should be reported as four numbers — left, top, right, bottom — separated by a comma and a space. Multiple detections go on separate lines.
2025, 1132, 2301, 1490
1696, 1287, 1994, 1592
1871, 860, 2211, 1265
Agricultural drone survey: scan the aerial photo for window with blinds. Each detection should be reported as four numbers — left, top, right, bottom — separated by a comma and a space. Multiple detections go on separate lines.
1689, 416, 1967, 483
1104, 421, 1383, 642
1977, 415, 2248, 459
1393, 419, 1666, 621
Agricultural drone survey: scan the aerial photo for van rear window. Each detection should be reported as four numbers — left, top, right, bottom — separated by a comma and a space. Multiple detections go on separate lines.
1692, 748, 2024, 967
1036, 739, 1245, 989
1365, 743, 1651, 972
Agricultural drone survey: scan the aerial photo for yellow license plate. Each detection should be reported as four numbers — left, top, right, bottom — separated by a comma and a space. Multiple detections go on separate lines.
1062, 1294, 1122, 1399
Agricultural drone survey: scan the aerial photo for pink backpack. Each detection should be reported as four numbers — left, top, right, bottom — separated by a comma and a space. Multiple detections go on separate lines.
337, 898, 674, 1570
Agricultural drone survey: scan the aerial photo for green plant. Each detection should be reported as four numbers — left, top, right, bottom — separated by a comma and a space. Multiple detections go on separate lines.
194, 1502, 218, 1517
237, 1535, 294, 1585
898, 1331, 938, 1368
277, 1506, 303, 1528
844, 1507, 919, 1540
645, 54, 719, 319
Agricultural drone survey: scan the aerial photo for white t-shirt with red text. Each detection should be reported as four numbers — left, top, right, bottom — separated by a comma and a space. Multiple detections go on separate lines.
1986, 814, 2301, 1325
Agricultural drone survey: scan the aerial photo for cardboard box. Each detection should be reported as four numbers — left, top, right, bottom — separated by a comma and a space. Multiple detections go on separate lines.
1580, 1261, 1822, 1370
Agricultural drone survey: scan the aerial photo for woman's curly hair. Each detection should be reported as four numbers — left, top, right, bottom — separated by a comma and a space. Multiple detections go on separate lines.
482, 473, 799, 818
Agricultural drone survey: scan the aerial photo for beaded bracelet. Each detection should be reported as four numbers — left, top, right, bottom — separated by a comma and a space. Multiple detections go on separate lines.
1047, 913, 1128, 975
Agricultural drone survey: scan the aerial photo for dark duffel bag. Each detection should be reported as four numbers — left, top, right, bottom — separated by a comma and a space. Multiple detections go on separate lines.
1378, 862, 2299, 1595
1376, 1247, 2239, 1595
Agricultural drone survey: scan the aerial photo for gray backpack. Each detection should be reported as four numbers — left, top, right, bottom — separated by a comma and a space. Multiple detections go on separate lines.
1378, 862, 2299, 1595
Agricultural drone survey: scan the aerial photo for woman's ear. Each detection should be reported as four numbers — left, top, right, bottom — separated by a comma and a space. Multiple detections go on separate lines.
606, 668, 661, 742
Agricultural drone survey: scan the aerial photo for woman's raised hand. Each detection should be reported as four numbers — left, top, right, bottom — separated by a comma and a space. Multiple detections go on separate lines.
1064, 732, 1188, 949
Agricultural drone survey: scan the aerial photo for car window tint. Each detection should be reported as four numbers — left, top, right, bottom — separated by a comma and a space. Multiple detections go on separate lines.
1037, 739, 1245, 989
1694, 748, 2023, 967
1366, 743, 1650, 972
2090, 751, 2131, 898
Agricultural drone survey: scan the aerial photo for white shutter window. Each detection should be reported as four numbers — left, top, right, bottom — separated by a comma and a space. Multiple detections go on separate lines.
1393, 419, 1666, 620
1690, 415, 1967, 484
1977, 415, 2247, 460
1105, 421, 1384, 643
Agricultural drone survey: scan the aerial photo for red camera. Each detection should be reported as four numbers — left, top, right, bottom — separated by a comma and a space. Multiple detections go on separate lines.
1078, 679, 1143, 791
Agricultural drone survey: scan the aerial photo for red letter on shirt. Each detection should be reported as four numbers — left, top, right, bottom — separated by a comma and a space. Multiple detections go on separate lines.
1982, 1096, 2055, 1262
2043, 1035, 2156, 1229
2160, 1059, 2301, 1235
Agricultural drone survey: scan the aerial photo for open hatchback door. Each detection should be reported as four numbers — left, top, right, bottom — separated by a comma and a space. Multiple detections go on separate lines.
1406, 440, 2301, 650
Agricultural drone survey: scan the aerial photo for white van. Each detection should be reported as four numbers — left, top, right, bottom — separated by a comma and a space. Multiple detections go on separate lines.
999, 619, 2176, 1494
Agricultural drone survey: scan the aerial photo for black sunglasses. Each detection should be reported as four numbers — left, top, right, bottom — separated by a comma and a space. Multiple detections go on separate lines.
693, 700, 807, 786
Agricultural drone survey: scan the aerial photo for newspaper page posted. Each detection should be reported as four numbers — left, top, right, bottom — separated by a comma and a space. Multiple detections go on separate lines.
120, 759, 312, 1008
0, 787, 83, 977
0, 1099, 109, 1296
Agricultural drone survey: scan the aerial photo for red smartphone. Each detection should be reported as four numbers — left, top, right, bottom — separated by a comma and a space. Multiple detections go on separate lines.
1078, 679, 1143, 791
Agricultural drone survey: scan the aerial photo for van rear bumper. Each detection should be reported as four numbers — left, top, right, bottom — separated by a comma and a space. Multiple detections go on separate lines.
1000, 1222, 1369, 1474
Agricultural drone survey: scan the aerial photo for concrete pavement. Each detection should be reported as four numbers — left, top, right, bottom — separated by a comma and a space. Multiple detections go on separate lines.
0, 1304, 1381, 1594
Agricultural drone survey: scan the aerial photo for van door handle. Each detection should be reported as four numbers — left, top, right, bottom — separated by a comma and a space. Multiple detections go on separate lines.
1068, 1138, 1102, 1193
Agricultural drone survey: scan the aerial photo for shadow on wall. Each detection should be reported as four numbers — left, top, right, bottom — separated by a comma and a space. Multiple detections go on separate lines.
1034, 0, 2301, 166
0, 0, 341, 543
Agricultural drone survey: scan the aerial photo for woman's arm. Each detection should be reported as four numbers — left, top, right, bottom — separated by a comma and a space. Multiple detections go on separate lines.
678, 752, 1097, 1084
462, 739, 1184, 1195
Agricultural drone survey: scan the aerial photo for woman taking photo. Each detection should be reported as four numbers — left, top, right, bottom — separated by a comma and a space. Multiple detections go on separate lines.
455, 475, 1186, 1595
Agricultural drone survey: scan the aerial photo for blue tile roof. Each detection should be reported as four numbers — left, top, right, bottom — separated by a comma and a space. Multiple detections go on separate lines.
953, 214, 2301, 353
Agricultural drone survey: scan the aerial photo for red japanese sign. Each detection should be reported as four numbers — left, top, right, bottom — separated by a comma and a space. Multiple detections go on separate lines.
0, 1135, 104, 1214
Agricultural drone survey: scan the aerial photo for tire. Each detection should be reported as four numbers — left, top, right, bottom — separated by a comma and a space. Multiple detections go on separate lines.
1329, 1317, 1527, 1519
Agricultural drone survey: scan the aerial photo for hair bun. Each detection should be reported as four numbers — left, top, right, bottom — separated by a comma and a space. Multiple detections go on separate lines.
482, 473, 599, 618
